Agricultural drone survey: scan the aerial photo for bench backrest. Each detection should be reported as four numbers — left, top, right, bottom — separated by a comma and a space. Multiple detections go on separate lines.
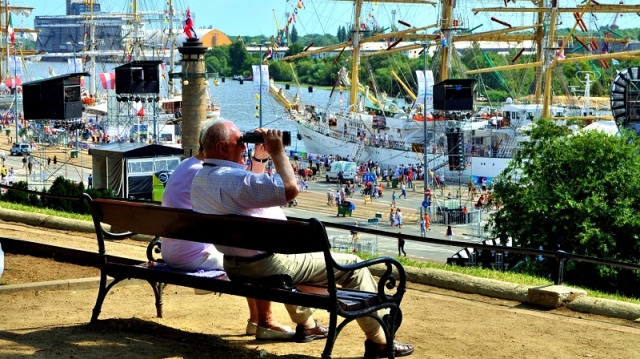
85, 195, 330, 255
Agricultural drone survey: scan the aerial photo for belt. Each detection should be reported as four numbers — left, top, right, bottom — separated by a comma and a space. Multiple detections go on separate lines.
223, 252, 273, 263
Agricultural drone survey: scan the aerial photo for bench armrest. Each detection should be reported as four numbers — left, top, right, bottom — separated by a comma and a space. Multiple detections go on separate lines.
332, 256, 407, 303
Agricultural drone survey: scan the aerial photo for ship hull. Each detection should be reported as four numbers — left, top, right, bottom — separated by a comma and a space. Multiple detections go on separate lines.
295, 120, 509, 181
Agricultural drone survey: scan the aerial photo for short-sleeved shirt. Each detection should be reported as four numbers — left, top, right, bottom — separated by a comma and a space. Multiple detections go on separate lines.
160, 156, 223, 270
191, 159, 287, 257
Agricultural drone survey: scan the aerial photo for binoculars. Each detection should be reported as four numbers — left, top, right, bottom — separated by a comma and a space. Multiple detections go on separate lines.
241, 131, 291, 147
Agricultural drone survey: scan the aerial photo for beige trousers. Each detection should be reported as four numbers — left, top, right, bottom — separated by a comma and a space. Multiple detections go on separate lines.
223, 252, 386, 338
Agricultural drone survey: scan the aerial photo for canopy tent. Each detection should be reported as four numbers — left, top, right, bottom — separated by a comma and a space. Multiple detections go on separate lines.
581, 120, 618, 135
89, 142, 183, 199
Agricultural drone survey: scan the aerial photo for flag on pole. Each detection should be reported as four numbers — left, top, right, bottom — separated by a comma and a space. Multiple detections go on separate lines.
263, 48, 272, 63
7, 13, 14, 45
67, 58, 83, 73
183, 8, 197, 39
6, 77, 21, 89
99, 72, 116, 90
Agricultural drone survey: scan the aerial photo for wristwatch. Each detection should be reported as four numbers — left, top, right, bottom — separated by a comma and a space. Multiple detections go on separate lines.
251, 156, 269, 163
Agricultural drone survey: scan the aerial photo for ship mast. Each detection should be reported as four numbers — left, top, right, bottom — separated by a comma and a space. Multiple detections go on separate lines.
349, 1, 362, 111
468, 0, 640, 118
437, 0, 452, 82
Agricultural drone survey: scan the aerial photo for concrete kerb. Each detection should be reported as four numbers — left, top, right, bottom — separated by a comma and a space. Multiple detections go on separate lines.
2, 208, 640, 322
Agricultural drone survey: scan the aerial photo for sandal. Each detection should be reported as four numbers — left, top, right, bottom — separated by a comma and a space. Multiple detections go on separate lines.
364, 339, 414, 358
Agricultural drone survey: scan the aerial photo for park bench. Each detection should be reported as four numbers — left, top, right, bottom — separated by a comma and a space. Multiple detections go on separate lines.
84, 194, 408, 359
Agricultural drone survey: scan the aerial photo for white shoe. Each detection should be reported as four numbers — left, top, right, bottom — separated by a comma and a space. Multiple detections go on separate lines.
194, 288, 215, 295
246, 320, 258, 335
255, 325, 295, 340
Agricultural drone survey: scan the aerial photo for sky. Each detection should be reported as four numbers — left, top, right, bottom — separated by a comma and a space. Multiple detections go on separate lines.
19, 0, 360, 37
16, 0, 635, 38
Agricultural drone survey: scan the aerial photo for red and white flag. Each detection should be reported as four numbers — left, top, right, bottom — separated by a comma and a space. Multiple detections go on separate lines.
99, 72, 115, 90
5, 77, 21, 88
184, 8, 196, 39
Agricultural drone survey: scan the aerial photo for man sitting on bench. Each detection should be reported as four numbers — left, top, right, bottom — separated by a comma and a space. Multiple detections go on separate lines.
161, 135, 294, 341
191, 119, 414, 358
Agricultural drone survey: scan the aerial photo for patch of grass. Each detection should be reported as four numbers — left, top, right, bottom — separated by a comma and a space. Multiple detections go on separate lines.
1, 202, 91, 221
3, 202, 639, 306
357, 252, 640, 305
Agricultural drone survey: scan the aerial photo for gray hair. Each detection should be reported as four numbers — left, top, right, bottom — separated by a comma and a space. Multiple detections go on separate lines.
200, 118, 235, 153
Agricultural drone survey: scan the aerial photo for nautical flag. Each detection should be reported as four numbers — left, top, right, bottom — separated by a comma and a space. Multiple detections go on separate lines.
99, 72, 116, 90
263, 48, 272, 63
184, 8, 197, 39
7, 13, 14, 45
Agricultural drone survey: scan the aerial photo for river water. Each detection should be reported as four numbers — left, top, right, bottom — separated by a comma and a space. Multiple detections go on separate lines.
22, 60, 343, 154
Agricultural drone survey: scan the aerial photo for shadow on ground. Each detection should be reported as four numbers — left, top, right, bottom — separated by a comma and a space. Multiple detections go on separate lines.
0, 318, 321, 359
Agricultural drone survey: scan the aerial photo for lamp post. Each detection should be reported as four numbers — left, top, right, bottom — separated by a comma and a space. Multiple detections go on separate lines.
420, 42, 429, 203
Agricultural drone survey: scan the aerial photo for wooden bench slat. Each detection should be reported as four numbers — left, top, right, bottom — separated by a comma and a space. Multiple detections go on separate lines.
93, 198, 328, 254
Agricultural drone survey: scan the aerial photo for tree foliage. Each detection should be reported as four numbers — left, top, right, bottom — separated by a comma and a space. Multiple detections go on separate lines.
206, 28, 640, 98
489, 120, 640, 296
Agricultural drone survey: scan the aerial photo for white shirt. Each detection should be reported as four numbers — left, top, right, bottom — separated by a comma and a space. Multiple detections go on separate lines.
160, 156, 224, 269
191, 159, 287, 257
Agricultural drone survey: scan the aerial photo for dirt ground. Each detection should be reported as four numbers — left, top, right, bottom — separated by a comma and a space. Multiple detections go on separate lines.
2, 224, 640, 358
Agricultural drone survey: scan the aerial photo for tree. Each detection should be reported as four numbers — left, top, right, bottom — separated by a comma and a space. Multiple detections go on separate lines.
489, 120, 640, 296
290, 25, 298, 44
228, 40, 249, 75
337, 26, 346, 42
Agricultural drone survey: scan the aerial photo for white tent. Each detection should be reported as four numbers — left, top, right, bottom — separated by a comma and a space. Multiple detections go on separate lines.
581, 120, 618, 135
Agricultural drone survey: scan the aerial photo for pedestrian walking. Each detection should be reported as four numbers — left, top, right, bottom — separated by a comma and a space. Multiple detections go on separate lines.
87, 174, 93, 189
389, 208, 395, 227
327, 188, 335, 206
420, 219, 426, 237
53, 155, 57, 168
395, 208, 403, 229
446, 225, 454, 241
397, 237, 407, 257
350, 221, 360, 253
424, 212, 431, 231
47, 157, 51, 167
390, 190, 397, 207
400, 183, 407, 199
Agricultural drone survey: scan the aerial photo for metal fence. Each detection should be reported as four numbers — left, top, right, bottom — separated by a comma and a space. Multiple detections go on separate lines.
331, 235, 378, 255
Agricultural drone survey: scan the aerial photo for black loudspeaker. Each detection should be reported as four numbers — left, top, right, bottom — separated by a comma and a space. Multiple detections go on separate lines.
446, 127, 465, 171
23, 73, 85, 120
115, 61, 162, 94
434, 79, 477, 111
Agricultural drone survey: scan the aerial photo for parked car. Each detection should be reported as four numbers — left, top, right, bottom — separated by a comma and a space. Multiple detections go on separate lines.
10, 143, 32, 156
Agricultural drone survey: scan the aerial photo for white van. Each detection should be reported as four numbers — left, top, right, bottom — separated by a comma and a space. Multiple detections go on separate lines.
326, 161, 358, 183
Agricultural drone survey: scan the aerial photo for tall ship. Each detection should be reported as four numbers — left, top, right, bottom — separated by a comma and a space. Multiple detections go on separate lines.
269, 0, 640, 183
